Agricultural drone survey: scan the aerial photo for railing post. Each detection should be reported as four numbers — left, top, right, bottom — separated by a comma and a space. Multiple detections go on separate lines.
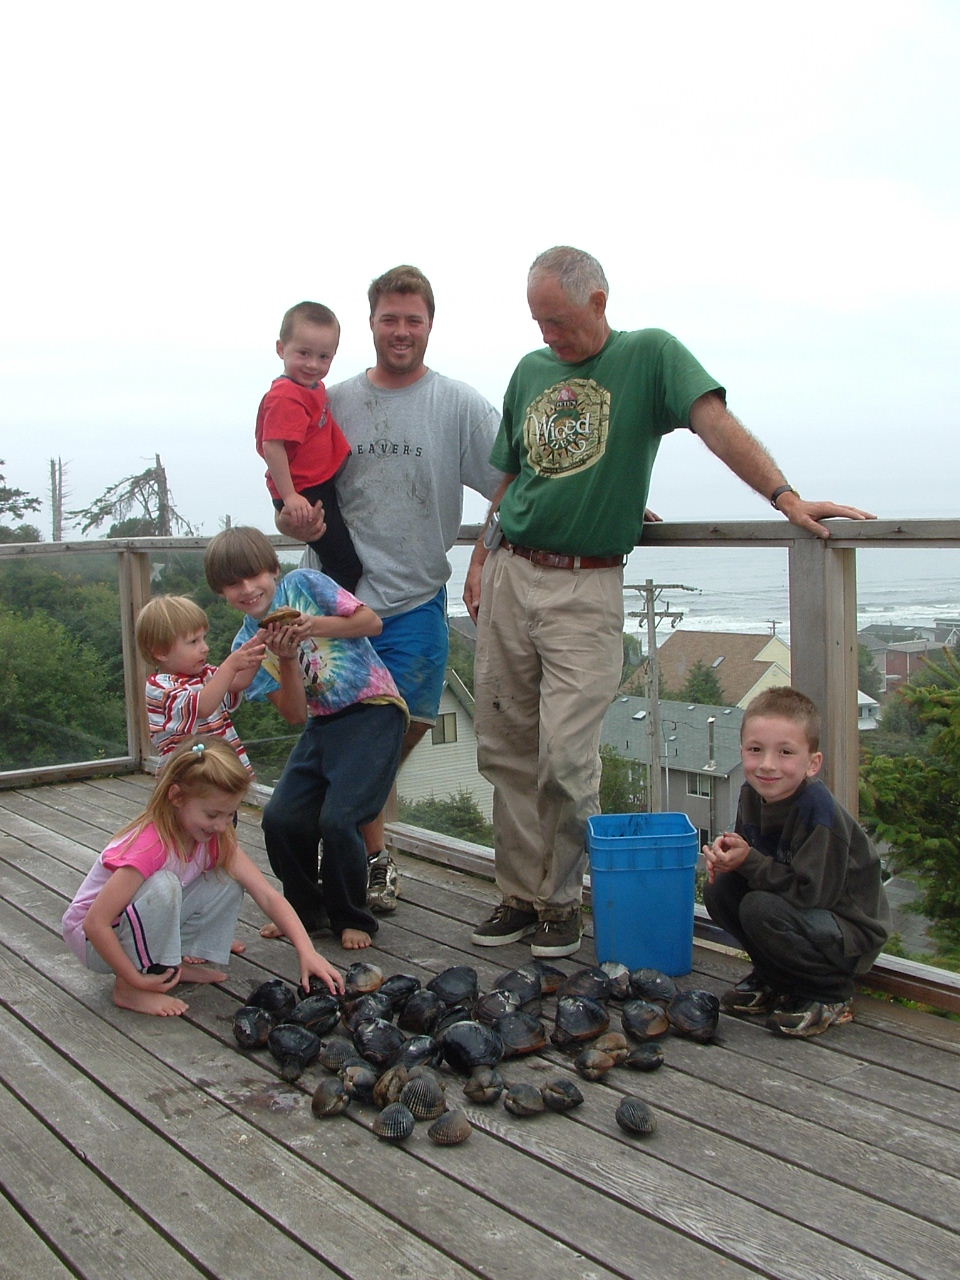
118, 550, 153, 766
788, 538, 860, 813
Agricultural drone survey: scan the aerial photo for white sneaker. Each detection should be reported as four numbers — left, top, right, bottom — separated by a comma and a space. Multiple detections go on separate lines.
367, 851, 399, 913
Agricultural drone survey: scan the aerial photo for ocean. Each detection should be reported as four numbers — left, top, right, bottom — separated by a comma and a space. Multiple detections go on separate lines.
445, 544, 960, 643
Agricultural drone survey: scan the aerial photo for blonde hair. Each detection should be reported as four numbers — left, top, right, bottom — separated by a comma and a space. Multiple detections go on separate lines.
136, 595, 208, 664
741, 686, 821, 752
114, 736, 248, 867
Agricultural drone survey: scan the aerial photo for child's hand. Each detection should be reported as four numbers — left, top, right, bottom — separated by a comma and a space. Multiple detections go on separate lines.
703, 832, 749, 881
135, 965, 182, 992
264, 624, 301, 660
227, 636, 267, 672
282, 493, 315, 528
300, 952, 345, 996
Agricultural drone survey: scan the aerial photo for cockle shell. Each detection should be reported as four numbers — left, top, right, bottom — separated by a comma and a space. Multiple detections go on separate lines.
615, 1096, 657, 1136
372, 1101, 416, 1143
428, 1109, 472, 1146
400, 1074, 447, 1120
317, 1036, 356, 1073
372, 1063, 411, 1109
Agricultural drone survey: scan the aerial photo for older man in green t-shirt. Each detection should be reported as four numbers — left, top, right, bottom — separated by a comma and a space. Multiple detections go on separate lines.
464, 245, 875, 959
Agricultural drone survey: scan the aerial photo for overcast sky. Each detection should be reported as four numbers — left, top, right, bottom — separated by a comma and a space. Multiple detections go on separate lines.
2, 1, 958, 537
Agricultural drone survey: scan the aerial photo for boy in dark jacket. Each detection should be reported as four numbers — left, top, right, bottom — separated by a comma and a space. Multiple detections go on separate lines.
703, 686, 890, 1037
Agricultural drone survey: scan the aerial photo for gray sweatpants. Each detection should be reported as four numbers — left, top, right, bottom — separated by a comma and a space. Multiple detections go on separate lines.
84, 868, 244, 973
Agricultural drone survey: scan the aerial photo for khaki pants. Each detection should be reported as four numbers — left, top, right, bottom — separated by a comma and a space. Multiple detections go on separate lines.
474, 548, 624, 918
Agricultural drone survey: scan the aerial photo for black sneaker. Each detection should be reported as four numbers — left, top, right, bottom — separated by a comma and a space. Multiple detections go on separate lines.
367, 852, 399, 913
720, 971, 779, 1015
766, 996, 854, 1038
471, 904, 537, 946
530, 911, 582, 959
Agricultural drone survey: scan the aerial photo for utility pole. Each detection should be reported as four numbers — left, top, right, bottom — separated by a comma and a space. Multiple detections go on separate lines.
626, 579, 697, 812
49, 457, 66, 542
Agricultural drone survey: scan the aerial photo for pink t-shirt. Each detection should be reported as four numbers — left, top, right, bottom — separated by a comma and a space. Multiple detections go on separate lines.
61, 822, 219, 961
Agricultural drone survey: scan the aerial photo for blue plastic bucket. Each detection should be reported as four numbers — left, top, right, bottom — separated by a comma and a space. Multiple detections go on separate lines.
586, 812, 699, 976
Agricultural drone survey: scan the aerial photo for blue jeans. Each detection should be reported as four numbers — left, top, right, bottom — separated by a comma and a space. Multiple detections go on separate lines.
262, 702, 405, 936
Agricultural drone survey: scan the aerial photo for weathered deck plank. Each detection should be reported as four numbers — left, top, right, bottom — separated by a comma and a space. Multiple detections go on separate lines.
1, 776, 958, 1280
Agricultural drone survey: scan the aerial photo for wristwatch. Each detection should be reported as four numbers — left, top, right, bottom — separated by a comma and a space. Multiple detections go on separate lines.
770, 484, 797, 509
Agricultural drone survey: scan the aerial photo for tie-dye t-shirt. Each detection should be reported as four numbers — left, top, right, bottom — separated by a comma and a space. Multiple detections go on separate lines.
232, 569, 406, 719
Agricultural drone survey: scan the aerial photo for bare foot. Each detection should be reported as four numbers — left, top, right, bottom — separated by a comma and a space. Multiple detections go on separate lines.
260, 921, 286, 940
177, 964, 227, 984
230, 939, 246, 954
341, 928, 372, 950
113, 979, 189, 1017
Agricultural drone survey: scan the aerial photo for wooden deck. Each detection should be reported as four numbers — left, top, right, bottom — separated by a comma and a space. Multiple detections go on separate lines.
1, 774, 958, 1280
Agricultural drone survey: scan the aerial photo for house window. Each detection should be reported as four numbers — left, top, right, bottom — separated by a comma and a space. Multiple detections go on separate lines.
687, 773, 713, 798
431, 712, 458, 745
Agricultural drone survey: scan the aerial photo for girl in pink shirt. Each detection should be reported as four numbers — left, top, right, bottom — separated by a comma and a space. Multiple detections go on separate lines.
62, 736, 343, 1017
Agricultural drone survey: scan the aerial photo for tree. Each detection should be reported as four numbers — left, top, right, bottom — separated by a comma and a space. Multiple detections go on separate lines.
667, 659, 726, 706
0, 462, 42, 543
69, 455, 194, 536
599, 744, 645, 813
857, 644, 883, 700
860, 649, 960, 951
399, 789, 494, 845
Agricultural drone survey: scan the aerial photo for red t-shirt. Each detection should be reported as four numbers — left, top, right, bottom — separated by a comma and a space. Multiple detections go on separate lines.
256, 376, 352, 499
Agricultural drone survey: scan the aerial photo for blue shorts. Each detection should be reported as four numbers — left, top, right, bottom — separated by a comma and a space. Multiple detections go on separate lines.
371, 588, 448, 724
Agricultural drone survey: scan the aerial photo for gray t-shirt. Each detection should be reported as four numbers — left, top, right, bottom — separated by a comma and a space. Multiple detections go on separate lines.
301, 369, 502, 617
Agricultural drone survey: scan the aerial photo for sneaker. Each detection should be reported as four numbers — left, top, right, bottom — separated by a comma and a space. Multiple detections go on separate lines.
766, 996, 854, 1038
530, 911, 582, 959
367, 851, 399, 914
720, 971, 779, 1015
471, 904, 538, 946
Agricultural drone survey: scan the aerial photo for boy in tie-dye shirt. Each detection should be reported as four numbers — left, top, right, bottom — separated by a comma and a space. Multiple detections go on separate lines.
204, 527, 407, 951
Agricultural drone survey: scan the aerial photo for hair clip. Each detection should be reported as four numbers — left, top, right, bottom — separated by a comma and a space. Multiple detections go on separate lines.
191, 742, 206, 756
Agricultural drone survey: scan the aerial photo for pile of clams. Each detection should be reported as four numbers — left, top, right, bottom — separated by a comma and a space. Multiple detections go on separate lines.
232, 958, 720, 1148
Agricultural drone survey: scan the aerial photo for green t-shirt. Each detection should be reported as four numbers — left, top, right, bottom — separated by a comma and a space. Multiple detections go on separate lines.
491, 328, 724, 556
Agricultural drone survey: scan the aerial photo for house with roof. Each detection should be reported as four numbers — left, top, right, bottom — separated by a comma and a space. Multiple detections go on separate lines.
395, 669, 494, 820
601, 695, 745, 844
858, 626, 948, 695
629, 628, 791, 708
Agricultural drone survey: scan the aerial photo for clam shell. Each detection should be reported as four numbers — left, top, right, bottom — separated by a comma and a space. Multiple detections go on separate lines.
233, 1004, 274, 1049
615, 1095, 657, 1137
494, 1010, 548, 1058
551, 995, 610, 1047
394, 1034, 443, 1070
492, 966, 542, 1007
344, 992, 394, 1031
428, 1108, 472, 1146
624, 1044, 664, 1072
600, 962, 633, 1002
267, 1023, 321, 1082
427, 965, 479, 1009
378, 973, 422, 1012
372, 1063, 411, 1109
629, 967, 679, 1004
620, 998, 671, 1042
667, 989, 720, 1042
317, 1036, 357, 1073
372, 1101, 416, 1143
528, 960, 566, 996
462, 1066, 506, 1105
340, 1060, 379, 1102
397, 989, 444, 1035
311, 1076, 350, 1117
557, 966, 613, 1003
540, 1077, 584, 1113
593, 1032, 631, 1064
286, 993, 341, 1036
503, 1083, 546, 1116
400, 1074, 447, 1120
344, 961, 384, 999
434, 1003, 475, 1036
440, 1020, 503, 1076
247, 978, 297, 1019
352, 1016, 405, 1068
475, 989, 521, 1025
574, 1047, 617, 1081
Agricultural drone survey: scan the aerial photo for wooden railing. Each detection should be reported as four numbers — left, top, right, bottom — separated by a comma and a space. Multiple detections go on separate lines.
3, 520, 959, 1010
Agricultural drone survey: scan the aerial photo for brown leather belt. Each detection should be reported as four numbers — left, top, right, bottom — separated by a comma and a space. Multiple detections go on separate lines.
502, 538, 625, 570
